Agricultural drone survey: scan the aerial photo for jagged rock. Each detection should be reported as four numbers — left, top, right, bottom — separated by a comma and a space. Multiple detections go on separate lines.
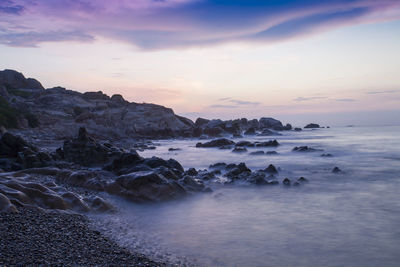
195, 118, 210, 127
196, 138, 235, 148
264, 164, 278, 174
225, 163, 251, 178
298, 177, 309, 183
304, 123, 320, 129
282, 178, 291, 186
186, 168, 198, 176
209, 162, 227, 169
332, 167, 342, 173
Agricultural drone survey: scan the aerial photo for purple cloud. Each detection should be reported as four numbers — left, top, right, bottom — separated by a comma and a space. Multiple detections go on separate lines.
294, 96, 327, 102
1, 0, 399, 49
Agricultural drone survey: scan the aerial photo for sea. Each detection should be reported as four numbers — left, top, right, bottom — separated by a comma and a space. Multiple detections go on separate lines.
91, 125, 400, 267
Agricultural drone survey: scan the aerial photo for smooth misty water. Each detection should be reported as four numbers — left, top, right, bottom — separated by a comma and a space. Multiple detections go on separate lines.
92, 126, 400, 267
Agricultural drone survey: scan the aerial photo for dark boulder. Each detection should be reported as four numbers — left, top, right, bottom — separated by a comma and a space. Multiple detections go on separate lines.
195, 117, 210, 127
249, 151, 265, 155
244, 127, 256, 135
186, 168, 198, 176
292, 146, 320, 152
304, 123, 320, 129
235, 141, 254, 147
298, 177, 309, 183
259, 117, 283, 129
266, 151, 278, 155
282, 178, 291, 186
255, 140, 279, 147
196, 138, 235, 148
264, 164, 278, 174
332, 167, 342, 173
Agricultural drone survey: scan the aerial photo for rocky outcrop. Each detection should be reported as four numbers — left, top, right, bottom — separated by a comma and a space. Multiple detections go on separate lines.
304, 123, 320, 129
196, 138, 235, 148
0, 171, 113, 213
292, 146, 322, 152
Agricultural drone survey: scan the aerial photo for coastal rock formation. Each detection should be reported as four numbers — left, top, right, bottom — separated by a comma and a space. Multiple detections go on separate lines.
304, 123, 320, 129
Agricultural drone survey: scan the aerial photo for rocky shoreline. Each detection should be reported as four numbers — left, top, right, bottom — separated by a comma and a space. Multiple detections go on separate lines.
0, 207, 165, 266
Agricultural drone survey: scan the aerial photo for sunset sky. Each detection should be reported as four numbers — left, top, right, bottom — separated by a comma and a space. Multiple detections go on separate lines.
1, 0, 400, 125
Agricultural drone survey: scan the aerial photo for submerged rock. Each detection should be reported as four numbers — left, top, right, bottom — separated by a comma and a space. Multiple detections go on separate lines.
282, 178, 291, 186
249, 151, 265, 155
264, 164, 278, 174
332, 167, 342, 173
292, 146, 321, 152
232, 147, 247, 153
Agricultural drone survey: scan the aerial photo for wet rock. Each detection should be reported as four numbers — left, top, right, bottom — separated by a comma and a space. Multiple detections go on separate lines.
259, 117, 283, 129
255, 140, 279, 147
332, 167, 342, 173
264, 164, 278, 174
294, 127, 302, 131
298, 177, 309, 183
258, 129, 275, 136
225, 163, 251, 178
186, 168, 198, 176
181, 176, 205, 192
209, 162, 227, 169
232, 147, 247, 153
168, 148, 181, 151
292, 146, 321, 152
244, 127, 256, 135
195, 118, 210, 127
321, 153, 333, 157
0, 192, 18, 213
304, 123, 320, 129
235, 141, 254, 147
196, 138, 235, 148
266, 151, 278, 155
282, 178, 291, 186
249, 151, 265, 155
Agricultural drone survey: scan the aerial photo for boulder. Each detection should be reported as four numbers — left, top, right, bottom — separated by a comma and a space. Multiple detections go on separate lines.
244, 127, 256, 135
255, 140, 279, 147
249, 151, 265, 155
264, 164, 278, 174
282, 178, 291, 186
259, 117, 283, 129
304, 123, 320, 129
332, 167, 342, 173
232, 147, 247, 153
292, 146, 320, 152
196, 138, 235, 148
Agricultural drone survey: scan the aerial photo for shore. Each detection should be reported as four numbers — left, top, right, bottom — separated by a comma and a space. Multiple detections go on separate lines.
0, 207, 165, 267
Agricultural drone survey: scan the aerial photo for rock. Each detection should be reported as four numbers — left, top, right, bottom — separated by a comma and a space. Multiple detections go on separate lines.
259, 117, 283, 129
225, 163, 251, 178
109, 171, 187, 202
203, 126, 224, 137
292, 146, 320, 152
209, 162, 227, 169
304, 123, 320, 129
282, 178, 291, 186
244, 127, 256, 135
181, 176, 205, 192
186, 168, 198, 176
266, 151, 278, 155
273, 123, 292, 131
0, 192, 18, 213
196, 138, 235, 148
298, 177, 309, 183
232, 147, 247, 153
255, 140, 279, 147
235, 141, 254, 147
258, 129, 274, 136
168, 148, 181, 151
264, 164, 278, 174
321, 153, 333, 157
332, 167, 342, 173
0, 69, 44, 90
294, 127, 302, 131
195, 118, 210, 127
249, 151, 265, 155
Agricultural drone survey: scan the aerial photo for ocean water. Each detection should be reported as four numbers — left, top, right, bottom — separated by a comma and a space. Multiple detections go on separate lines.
92, 126, 400, 267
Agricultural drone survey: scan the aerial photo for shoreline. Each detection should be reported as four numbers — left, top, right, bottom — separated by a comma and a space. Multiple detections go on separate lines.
0, 207, 165, 267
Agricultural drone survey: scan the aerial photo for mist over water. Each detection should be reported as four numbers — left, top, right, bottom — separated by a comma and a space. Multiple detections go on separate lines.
91, 126, 400, 267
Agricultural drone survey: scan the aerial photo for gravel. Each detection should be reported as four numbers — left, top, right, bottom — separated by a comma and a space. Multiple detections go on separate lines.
0, 207, 165, 266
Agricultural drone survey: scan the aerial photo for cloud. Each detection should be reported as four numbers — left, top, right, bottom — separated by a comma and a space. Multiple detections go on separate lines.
367, 90, 399, 94
0, 0, 400, 48
294, 96, 327, 102
218, 97, 261, 106
0, 30, 94, 47
0, 0, 24, 15
209, 104, 237, 109
336, 98, 355, 102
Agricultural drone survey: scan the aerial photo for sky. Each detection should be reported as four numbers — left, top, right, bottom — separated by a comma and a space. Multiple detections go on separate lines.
1, 0, 400, 126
